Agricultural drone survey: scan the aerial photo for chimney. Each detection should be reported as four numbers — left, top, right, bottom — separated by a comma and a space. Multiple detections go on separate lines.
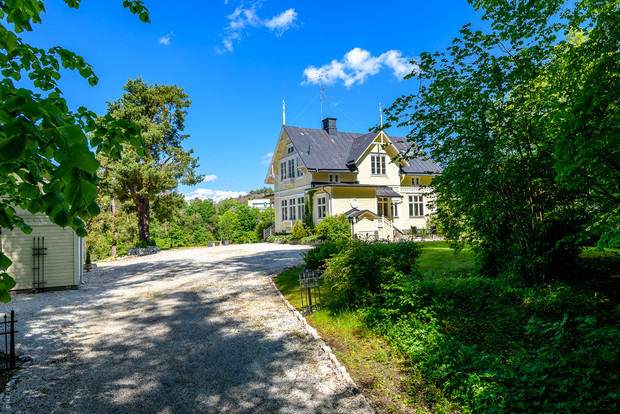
322, 117, 337, 135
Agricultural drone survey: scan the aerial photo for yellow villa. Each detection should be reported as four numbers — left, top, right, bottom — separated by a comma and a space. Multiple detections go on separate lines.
264, 117, 441, 240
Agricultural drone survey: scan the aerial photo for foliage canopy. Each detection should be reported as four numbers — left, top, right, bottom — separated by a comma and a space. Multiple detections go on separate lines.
0, 0, 149, 301
385, 0, 620, 282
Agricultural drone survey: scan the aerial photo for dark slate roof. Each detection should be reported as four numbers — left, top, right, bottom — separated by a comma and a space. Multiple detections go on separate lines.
391, 138, 442, 175
344, 208, 379, 219
347, 132, 379, 164
376, 188, 404, 198
283, 125, 441, 174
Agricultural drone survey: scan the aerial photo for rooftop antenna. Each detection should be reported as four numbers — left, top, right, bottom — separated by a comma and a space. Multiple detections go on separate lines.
319, 76, 333, 124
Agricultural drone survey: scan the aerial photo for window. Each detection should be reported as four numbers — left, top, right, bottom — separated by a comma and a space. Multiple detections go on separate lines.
297, 196, 304, 220
296, 157, 303, 177
371, 154, 386, 175
377, 197, 389, 217
408, 195, 424, 217
317, 196, 327, 219
281, 199, 288, 220
328, 174, 340, 183
289, 197, 296, 221
287, 145, 294, 154
288, 159, 295, 179
280, 162, 287, 180
391, 203, 399, 217
413, 176, 420, 185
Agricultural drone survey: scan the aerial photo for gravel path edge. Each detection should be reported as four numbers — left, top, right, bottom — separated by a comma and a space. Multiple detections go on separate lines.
269, 278, 374, 413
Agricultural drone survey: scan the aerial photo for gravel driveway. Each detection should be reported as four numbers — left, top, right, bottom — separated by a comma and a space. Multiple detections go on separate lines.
0, 244, 371, 413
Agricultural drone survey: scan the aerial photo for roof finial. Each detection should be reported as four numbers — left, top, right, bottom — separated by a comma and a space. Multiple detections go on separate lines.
379, 102, 383, 129
282, 99, 286, 126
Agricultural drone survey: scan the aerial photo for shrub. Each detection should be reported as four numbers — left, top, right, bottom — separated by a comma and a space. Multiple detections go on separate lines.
302, 240, 348, 269
314, 214, 351, 242
299, 234, 320, 245
134, 240, 147, 249
322, 241, 422, 308
292, 220, 307, 239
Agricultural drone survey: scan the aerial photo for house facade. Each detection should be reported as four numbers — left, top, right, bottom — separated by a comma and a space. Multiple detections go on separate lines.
264, 117, 441, 239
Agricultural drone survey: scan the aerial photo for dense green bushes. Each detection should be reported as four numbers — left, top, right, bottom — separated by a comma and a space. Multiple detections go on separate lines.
321, 241, 421, 308
313, 214, 351, 242
304, 240, 620, 413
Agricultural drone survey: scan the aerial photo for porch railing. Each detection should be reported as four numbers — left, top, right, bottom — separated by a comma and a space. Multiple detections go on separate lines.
263, 223, 276, 240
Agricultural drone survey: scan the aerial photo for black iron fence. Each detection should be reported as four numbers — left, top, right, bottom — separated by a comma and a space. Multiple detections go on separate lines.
1, 310, 17, 370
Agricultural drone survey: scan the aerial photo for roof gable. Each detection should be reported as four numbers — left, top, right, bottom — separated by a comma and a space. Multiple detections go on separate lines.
276, 124, 442, 175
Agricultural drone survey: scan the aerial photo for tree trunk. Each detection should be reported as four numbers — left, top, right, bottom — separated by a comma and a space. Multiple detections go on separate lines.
111, 197, 117, 256
137, 195, 151, 244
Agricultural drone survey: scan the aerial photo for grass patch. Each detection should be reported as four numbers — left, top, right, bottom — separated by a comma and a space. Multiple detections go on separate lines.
274, 261, 462, 413
416, 241, 476, 277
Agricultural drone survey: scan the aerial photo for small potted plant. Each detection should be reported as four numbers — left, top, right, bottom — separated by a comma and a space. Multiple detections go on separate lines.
84, 248, 92, 272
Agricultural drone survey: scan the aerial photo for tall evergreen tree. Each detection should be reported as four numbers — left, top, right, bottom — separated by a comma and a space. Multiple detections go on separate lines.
100, 78, 202, 244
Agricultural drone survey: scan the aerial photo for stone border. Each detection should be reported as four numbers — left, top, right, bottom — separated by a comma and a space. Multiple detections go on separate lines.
269, 278, 374, 412
126, 246, 161, 256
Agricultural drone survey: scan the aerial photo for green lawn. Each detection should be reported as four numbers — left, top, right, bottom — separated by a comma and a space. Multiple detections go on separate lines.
274, 241, 470, 413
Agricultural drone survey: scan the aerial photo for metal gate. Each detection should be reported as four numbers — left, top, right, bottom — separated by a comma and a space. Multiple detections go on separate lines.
299, 269, 323, 315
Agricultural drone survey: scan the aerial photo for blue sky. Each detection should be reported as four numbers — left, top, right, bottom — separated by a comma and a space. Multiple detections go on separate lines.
21, 0, 486, 202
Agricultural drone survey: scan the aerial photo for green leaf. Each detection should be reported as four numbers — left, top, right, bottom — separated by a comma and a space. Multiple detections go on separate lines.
0, 136, 27, 160
0, 289, 12, 303
0, 252, 13, 270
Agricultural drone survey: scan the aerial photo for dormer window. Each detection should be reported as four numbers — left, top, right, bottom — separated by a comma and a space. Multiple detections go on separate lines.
328, 174, 340, 183
371, 154, 386, 175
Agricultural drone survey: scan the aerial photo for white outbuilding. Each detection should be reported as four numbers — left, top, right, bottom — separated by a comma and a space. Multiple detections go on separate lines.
0, 208, 84, 292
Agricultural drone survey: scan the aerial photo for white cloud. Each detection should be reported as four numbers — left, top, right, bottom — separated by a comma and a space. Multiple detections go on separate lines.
217, 3, 298, 53
303, 48, 417, 88
202, 174, 218, 183
264, 9, 297, 35
158, 31, 174, 45
184, 189, 248, 203
261, 152, 273, 165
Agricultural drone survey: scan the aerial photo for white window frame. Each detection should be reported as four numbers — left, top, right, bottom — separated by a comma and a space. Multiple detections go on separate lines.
408, 194, 424, 217
281, 199, 288, 221
297, 196, 304, 220
328, 174, 340, 183
288, 159, 295, 180
391, 202, 399, 217
371, 154, 386, 175
317, 196, 327, 219
289, 197, 296, 221
296, 157, 303, 177
280, 161, 287, 180
287, 145, 294, 155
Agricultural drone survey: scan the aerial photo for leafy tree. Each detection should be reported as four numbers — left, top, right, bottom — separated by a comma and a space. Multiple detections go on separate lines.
236, 205, 259, 232
0, 1, 149, 301
100, 77, 203, 244
385, 0, 616, 281
217, 198, 241, 214
248, 186, 274, 195
218, 210, 238, 241
185, 198, 216, 225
